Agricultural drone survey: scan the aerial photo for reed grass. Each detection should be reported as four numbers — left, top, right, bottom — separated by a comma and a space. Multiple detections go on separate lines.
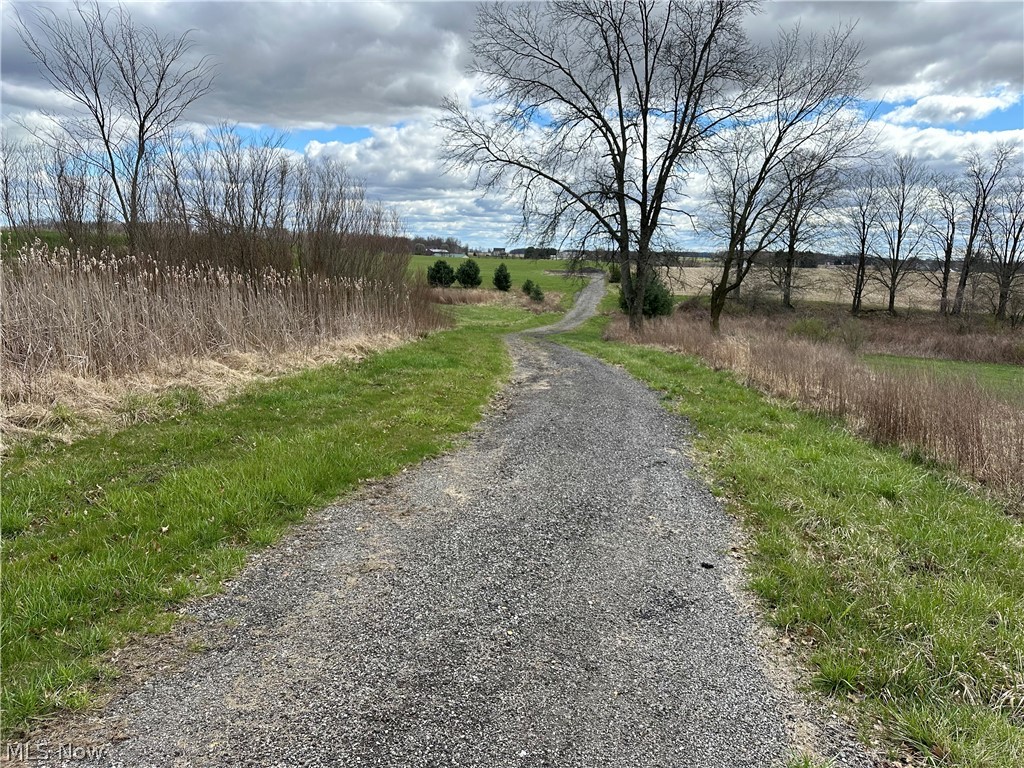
606, 313, 1024, 501
1, 242, 447, 411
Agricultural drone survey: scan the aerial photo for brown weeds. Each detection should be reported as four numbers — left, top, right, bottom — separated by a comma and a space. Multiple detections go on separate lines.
609, 313, 1024, 499
1, 242, 449, 441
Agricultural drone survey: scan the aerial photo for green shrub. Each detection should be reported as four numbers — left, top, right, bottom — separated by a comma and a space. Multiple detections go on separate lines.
427, 259, 455, 287
618, 273, 673, 317
493, 263, 512, 292
521, 279, 535, 295
455, 258, 482, 288
608, 263, 621, 283
788, 317, 832, 343
529, 282, 545, 302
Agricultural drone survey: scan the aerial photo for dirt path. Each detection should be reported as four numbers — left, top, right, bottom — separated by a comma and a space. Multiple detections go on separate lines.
41, 281, 874, 767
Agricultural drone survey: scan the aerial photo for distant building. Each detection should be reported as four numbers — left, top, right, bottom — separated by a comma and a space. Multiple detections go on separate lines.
427, 248, 449, 255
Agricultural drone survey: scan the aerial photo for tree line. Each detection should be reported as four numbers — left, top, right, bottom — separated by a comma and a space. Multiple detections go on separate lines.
3, 1, 408, 284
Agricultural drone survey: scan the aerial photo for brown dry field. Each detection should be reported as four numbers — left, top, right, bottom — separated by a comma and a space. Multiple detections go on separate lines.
663, 265, 946, 312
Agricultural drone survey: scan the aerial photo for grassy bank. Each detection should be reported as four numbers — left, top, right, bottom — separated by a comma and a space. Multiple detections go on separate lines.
560, 317, 1024, 767
1, 304, 555, 737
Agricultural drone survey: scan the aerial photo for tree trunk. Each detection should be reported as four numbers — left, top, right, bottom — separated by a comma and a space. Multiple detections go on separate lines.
851, 254, 866, 314
888, 283, 897, 315
996, 285, 1009, 321
951, 250, 973, 315
782, 255, 795, 309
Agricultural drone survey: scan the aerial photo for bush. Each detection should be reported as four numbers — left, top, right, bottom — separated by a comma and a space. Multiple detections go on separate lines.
619, 273, 673, 317
529, 282, 545, 302
521, 279, 535, 295
455, 258, 482, 288
493, 263, 512, 292
787, 317, 831, 343
427, 259, 455, 287
608, 263, 621, 283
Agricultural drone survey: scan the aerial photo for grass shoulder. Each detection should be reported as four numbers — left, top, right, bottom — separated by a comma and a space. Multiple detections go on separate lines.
559, 317, 1024, 768
0, 303, 546, 737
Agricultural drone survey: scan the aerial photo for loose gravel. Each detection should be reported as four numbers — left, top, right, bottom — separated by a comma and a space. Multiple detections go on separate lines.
40, 279, 877, 767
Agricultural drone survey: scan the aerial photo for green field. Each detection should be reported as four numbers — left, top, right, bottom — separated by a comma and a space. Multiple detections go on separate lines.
561, 315, 1024, 768
0, 303, 558, 737
865, 354, 1024, 405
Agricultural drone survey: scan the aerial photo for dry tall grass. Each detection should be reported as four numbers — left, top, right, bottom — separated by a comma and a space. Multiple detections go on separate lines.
2, 242, 448, 425
609, 313, 1024, 500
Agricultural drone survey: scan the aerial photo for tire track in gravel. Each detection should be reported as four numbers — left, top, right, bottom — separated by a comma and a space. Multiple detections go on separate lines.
41, 277, 876, 767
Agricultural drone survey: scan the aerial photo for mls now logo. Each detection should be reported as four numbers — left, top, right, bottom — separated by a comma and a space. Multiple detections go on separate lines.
3, 742, 109, 762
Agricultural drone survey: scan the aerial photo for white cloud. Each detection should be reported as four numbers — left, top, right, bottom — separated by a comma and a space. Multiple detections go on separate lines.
883, 89, 1022, 126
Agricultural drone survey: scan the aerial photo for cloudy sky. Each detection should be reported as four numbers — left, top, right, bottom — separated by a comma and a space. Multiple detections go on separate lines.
2, 0, 1022, 249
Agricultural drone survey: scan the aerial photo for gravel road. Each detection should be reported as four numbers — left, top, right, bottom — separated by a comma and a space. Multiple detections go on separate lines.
40, 279, 875, 767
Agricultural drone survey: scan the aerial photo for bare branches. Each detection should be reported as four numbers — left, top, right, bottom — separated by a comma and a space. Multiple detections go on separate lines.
442, 0, 759, 329
700, 21, 867, 330
15, 0, 216, 252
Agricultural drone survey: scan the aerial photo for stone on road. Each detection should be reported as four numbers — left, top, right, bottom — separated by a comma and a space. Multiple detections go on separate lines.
48, 281, 873, 767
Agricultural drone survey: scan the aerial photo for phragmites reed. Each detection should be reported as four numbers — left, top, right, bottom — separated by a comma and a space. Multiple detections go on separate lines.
2, 241, 448, 406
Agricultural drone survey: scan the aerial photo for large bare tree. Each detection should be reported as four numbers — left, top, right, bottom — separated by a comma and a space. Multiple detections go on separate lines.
951, 143, 1015, 315
701, 23, 866, 331
771, 150, 843, 308
441, 0, 757, 329
16, 0, 215, 253
984, 167, 1024, 321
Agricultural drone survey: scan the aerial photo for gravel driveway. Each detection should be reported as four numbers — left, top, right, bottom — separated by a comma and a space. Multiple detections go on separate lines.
39, 279, 875, 767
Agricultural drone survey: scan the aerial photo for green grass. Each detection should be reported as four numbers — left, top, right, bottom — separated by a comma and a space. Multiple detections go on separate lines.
559, 317, 1024, 767
0, 304, 555, 737
864, 354, 1024, 405
409, 254, 594, 307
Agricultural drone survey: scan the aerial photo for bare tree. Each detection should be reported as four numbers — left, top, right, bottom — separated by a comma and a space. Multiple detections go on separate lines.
874, 153, 930, 315
702, 23, 867, 331
442, 0, 758, 330
16, 1, 215, 253
837, 163, 881, 313
951, 143, 1015, 315
984, 168, 1024, 322
770, 150, 843, 308
925, 171, 961, 314
0, 135, 48, 234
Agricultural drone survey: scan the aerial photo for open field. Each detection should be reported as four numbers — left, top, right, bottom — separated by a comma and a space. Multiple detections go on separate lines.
0, 303, 559, 737
562, 315, 1024, 768
663, 265, 1003, 315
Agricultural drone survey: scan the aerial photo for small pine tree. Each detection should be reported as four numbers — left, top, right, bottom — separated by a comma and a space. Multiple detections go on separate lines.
619, 273, 673, 317
493, 263, 512, 291
427, 259, 456, 287
529, 282, 545, 302
608, 263, 621, 283
455, 258, 482, 287
521, 279, 535, 295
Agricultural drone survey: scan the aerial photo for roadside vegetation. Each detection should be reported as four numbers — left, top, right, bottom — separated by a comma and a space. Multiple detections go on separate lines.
604, 308, 1024, 501
561, 313, 1024, 767
0, 302, 558, 737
